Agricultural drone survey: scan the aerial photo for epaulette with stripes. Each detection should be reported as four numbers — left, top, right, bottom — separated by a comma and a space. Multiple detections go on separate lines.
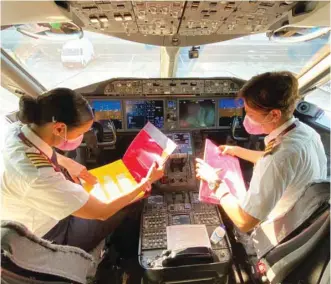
26, 153, 53, 169
263, 121, 297, 157
263, 143, 280, 157
264, 138, 277, 157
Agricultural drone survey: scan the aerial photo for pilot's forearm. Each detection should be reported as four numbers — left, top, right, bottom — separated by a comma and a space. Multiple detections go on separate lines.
234, 147, 264, 164
219, 194, 259, 233
74, 188, 141, 221
99, 190, 139, 220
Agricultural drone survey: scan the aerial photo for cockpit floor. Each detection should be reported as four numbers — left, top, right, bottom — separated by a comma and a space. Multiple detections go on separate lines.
94, 205, 144, 284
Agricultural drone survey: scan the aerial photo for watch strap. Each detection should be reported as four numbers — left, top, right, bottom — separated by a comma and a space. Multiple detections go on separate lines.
215, 182, 230, 201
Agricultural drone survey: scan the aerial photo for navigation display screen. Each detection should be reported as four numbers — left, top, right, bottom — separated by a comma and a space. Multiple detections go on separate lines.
91, 100, 122, 129
219, 98, 244, 126
125, 100, 164, 129
179, 99, 216, 128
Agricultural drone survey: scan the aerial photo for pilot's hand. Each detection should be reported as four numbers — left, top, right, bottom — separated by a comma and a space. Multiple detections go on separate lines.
79, 168, 98, 185
57, 154, 97, 185
195, 158, 222, 183
218, 145, 237, 156
133, 178, 152, 196
146, 162, 165, 184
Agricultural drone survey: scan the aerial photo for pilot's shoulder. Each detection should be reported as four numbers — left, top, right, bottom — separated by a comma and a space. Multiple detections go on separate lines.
10, 146, 55, 179
263, 144, 280, 157
263, 139, 300, 162
2, 123, 57, 181
263, 139, 281, 158
24, 148, 53, 171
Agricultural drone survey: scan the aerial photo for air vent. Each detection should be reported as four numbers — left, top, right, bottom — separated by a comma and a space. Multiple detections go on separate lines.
55, 1, 69, 11
292, 1, 318, 17
297, 101, 310, 113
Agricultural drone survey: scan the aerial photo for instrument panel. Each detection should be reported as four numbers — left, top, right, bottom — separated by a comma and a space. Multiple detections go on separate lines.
126, 100, 164, 129
89, 96, 244, 132
82, 78, 246, 132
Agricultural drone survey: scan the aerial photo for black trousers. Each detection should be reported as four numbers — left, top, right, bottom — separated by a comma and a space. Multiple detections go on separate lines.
43, 202, 142, 252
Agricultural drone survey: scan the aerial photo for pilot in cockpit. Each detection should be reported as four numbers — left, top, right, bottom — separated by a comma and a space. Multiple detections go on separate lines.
196, 71, 327, 232
0, 88, 164, 252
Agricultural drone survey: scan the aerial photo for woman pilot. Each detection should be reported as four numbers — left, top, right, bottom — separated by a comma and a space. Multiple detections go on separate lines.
1, 88, 163, 252
196, 71, 327, 232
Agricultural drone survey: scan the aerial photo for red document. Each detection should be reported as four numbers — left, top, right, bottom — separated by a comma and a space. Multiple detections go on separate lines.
84, 122, 177, 203
123, 122, 177, 182
199, 139, 247, 204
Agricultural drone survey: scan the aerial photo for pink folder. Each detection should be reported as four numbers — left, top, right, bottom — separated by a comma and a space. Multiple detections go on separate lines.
199, 139, 247, 204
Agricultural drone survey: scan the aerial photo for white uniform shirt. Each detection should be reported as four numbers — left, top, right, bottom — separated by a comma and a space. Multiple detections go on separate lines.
1, 123, 89, 237
240, 117, 327, 221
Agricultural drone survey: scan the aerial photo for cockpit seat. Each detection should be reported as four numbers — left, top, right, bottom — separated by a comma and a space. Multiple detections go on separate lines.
1, 221, 95, 284
251, 180, 330, 284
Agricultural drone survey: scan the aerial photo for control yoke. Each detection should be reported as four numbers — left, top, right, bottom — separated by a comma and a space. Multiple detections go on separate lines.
81, 120, 117, 148
100, 119, 117, 146
231, 116, 248, 142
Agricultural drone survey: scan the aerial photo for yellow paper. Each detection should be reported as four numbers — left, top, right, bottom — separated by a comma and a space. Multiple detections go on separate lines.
83, 160, 141, 203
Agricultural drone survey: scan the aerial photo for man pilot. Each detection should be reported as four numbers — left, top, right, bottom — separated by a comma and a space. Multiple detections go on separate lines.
196, 71, 327, 232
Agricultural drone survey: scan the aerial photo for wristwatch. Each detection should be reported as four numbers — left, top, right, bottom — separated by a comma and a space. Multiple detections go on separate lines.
215, 182, 230, 202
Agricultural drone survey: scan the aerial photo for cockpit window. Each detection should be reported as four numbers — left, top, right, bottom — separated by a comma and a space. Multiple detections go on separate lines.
0, 86, 19, 118
1, 27, 161, 90
0, 26, 329, 90
0, 87, 19, 149
305, 80, 331, 115
176, 33, 329, 79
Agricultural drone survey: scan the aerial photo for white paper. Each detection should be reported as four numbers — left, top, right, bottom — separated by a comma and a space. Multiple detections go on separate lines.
167, 225, 211, 250
116, 173, 135, 193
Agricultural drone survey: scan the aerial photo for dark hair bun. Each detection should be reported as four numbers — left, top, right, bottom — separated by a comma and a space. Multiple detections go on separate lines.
17, 89, 93, 127
18, 96, 40, 124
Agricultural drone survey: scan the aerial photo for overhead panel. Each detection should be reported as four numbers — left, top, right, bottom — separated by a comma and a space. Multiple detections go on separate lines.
179, 1, 240, 36
133, 1, 184, 36
66, 1, 301, 46
70, 1, 139, 34
217, 1, 295, 34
